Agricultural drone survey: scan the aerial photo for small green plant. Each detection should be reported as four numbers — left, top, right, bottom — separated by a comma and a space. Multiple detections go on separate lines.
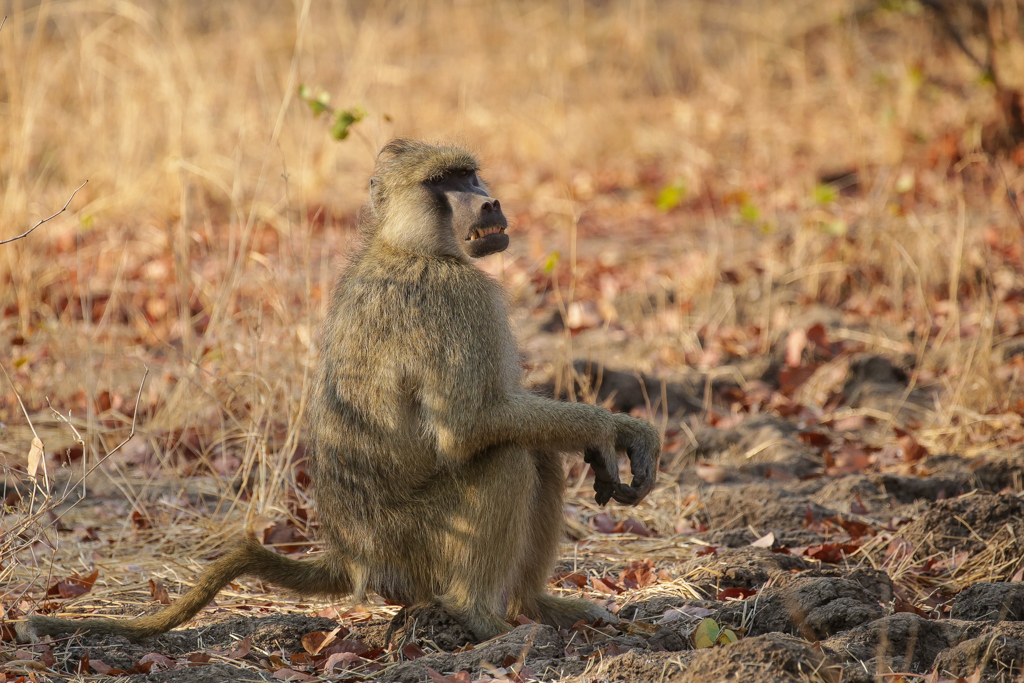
297, 84, 365, 141
656, 180, 687, 212
821, 219, 848, 237
692, 617, 739, 648
813, 183, 838, 206
543, 251, 561, 274
739, 201, 760, 223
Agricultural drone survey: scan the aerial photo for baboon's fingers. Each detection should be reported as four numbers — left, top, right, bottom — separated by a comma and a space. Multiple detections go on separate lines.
610, 482, 643, 506
613, 416, 661, 505
616, 456, 656, 504
584, 447, 619, 483
585, 446, 621, 506
623, 453, 657, 501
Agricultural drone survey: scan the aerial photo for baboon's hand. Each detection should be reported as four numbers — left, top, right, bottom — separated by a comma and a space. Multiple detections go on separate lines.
583, 446, 626, 506
610, 415, 660, 505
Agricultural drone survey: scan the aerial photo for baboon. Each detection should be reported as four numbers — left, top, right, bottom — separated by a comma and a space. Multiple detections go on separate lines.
20, 139, 661, 644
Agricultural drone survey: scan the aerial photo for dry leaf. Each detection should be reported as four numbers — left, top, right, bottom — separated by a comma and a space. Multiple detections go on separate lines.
695, 462, 729, 483
186, 653, 211, 667
717, 587, 757, 600
806, 323, 832, 357
895, 427, 927, 462
138, 653, 175, 670
590, 513, 617, 533
591, 577, 623, 594
27, 436, 44, 478
149, 579, 171, 604
614, 517, 652, 537
426, 667, 472, 683
272, 668, 314, 681
302, 626, 342, 655
323, 651, 362, 671
402, 643, 427, 660
785, 328, 808, 367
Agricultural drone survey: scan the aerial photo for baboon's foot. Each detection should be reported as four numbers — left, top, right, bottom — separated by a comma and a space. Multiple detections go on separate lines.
457, 608, 515, 642
526, 594, 617, 630
432, 599, 514, 642
384, 603, 478, 650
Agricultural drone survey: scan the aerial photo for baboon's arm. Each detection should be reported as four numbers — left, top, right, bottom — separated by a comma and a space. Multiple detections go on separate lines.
17, 538, 349, 643
429, 392, 660, 504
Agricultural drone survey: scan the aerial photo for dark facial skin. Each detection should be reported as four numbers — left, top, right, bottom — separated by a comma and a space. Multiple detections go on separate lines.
427, 169, 509, 258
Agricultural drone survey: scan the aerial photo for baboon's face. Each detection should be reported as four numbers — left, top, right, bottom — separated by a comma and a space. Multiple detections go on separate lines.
425, 168, 509, 258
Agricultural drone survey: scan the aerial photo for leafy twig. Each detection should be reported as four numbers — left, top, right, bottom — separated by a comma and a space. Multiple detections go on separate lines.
297, 84, 365, 141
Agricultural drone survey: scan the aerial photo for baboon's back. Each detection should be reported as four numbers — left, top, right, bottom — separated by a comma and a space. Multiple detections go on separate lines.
307, 243, 520, 561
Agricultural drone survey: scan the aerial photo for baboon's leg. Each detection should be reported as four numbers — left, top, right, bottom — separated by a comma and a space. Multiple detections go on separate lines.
436, 445, 535, 640
507, 451, 613, 628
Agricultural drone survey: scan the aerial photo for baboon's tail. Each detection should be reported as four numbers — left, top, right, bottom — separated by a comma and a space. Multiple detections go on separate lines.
18, 537, 350, 643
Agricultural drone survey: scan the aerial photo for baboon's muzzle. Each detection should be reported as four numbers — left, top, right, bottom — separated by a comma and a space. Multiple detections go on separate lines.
462, 195, 508, 258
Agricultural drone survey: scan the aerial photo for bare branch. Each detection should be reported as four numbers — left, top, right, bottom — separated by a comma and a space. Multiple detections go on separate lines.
994, 157, 1024, 231
103, 364, 149, 461
45, 397, 85, 448
47, 365, 149, 521
919, 1, 993, 78
0, 180, 89, 246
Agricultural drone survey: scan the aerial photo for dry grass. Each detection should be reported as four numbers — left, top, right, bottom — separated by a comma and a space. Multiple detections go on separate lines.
3, 0, 1024, 673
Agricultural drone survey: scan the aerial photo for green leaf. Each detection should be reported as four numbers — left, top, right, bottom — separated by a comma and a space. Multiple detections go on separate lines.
299, 84, 332, 117
822, 220, 848, 237
717, 628, 738, 645
656, 181, 687, 212
543, 251, 561, 274
331, 107, 366, 141
879, 0, 923, 16
813, 183, 838, 206
739, 202, 760, 223
693, 618, 720, 649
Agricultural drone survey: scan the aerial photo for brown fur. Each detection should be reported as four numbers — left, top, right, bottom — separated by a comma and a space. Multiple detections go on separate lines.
19, 139, 660, 643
